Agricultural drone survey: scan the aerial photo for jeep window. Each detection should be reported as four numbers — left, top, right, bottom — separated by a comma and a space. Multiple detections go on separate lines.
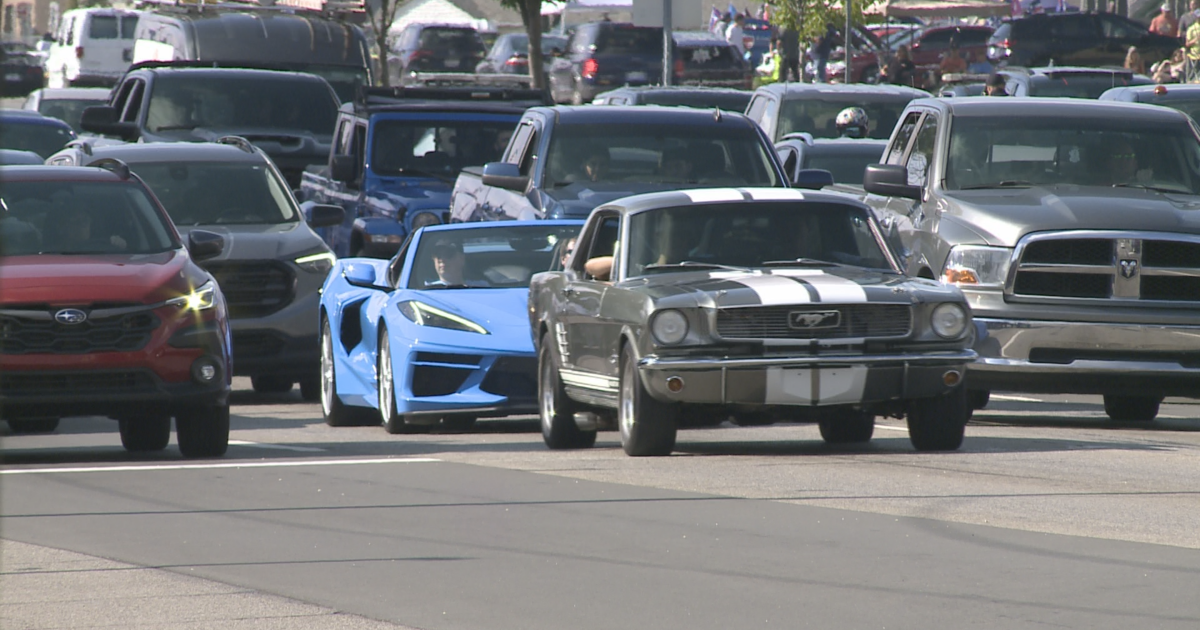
945, 116, 1200, 194
543, 123, 782, 190
779, 96, 912, 140
132, 162, 301, 226
0, 181, 177, 256
370, 119, 518, 178
145, 74, 338, 136
626, 202, 892, 277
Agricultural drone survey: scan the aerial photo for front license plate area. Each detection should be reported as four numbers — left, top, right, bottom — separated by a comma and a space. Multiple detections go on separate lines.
765, 366, 868, 405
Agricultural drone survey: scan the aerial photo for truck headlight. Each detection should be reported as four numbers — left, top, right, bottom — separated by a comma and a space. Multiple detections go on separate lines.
397, 300, 488, 334
295, 251, 336, 274
942, 245, 1012, 287
167, 280, 216, 311
650, 309, 688, 345
930, 303, 968, 339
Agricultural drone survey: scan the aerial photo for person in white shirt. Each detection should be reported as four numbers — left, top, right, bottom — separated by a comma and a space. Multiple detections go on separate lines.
725, 13, 746, 58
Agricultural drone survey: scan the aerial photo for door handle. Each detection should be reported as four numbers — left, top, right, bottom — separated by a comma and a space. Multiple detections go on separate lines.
562, 287, 576, 297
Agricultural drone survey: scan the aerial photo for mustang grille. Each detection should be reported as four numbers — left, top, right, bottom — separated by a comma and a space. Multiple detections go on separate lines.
716, 304, 912, 340
201, 261, 295, 318
0, 309, 159, 355
1, 370, 156, 397
1011, 233, 1200, 303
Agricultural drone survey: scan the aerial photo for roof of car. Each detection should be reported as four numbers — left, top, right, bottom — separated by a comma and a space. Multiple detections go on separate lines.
125, 65, 330, 82
916, 96, 1192, 122
0, 109, 75, 129
0, 165, 132, 182
1100, 84, 1200, 101
540, 104, 756, 126
26, 87, 112, 100
1011, 65, 1142, 78
602, 187, 870, 216
757, 83, 931, 100
69, 141, 268, 164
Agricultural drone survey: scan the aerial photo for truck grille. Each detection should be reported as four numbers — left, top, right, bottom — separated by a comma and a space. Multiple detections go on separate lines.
0, 307, 159, 355
1011, 233, 1200, 303
201, 261, 295, 318
716, 304, 912, 340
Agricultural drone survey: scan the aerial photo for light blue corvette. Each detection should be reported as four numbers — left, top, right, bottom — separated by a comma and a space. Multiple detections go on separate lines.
318, 220, 584, 432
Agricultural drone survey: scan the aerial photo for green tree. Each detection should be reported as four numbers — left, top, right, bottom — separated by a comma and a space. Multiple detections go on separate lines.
366, 0, 406, 86
769, 0, 865, 43
500, 0, 547, 89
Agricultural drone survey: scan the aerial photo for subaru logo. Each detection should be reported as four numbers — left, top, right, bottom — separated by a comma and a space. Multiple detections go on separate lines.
54, 309, 88, 325
1119, 259, 1139, 279
788, 310, 840, 329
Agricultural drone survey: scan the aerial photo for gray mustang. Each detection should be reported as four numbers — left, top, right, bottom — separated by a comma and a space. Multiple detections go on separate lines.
528, 188, 977, 456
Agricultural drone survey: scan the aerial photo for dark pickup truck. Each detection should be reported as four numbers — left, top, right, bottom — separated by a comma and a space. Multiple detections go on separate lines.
861, 97, 1200, 421
299, 86, 549, 258
449, 105, 793, 223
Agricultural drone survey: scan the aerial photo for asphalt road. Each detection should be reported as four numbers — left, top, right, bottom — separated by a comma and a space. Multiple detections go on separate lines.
2, 381, 1199, 629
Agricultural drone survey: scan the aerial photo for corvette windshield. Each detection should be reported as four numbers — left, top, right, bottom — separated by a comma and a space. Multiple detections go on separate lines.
132, 161, 299, 225
626, 201, 892, 277
0, 179, 177, 256
407, 224, 582, 289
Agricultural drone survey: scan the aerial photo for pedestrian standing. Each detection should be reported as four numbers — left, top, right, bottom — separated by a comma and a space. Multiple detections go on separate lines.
1125, 47, 1147, 75
1188, 19, 1200, 82
726, 13, 747, 59
778, 24, 801, 82
812, 23, 836, 83
1151, 3, 1180, 38
1180, 0, 1200, 39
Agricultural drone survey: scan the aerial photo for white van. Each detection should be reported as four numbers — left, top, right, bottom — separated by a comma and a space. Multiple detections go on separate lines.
45, 8, 141, 88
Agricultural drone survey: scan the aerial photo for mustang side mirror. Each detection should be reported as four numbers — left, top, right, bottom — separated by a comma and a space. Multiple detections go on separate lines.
302, 201, 345, 228
330, 154, 357, 182
187, 230, 224, 261
863, 163, 922, 200
482, 161, 529, 193
792, 168, 835, 190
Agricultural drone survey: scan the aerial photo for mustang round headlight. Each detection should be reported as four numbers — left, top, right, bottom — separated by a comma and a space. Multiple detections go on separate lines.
650, 309, 688, 345
930, 303, 968, 339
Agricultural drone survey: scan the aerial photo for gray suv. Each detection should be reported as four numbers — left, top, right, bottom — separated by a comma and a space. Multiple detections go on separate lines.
47, 137, 345, 399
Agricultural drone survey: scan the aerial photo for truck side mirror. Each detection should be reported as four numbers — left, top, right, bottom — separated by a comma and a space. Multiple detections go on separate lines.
863, 164, 922, 200
187, 230, 225, 261
791, 168, 835, 190
330, 154, 357, 183
80, 105, 139, 141
481, 161, 529, 193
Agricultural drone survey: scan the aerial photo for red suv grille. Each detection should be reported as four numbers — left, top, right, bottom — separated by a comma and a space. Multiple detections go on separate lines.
1, 370, 157, 397
201, 261, 295, 318
0, 308, 159, 355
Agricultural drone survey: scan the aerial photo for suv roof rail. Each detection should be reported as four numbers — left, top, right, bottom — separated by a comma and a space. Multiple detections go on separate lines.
89, 158, 132, 181
132, 0, 366, 22
355, 85, 553, 110
64, 138, 94, 156
216, 135, 258, 153
127, 59, 318, 74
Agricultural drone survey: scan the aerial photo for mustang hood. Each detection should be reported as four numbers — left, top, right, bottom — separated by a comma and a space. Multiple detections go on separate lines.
176, 223, 325, 262
545, 182, 700, 218
0, 250, 201, 306
633, 267, 956, 308
943, 186, 1200, 246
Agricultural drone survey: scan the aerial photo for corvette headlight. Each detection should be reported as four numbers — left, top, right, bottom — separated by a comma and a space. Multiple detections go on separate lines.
295, 251, 336, 274
942, 245, 1012, 287
397, 300, 488, 334
930, 303, 968, 339
650, 309, 688, 345
167, 280, 216, 311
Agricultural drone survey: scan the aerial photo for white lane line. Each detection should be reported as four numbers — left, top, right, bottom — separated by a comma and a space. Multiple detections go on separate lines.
874, 424, 908, 432
0, 457, 440, 475
228, 440, 326, 453
990, 394, 1044, 402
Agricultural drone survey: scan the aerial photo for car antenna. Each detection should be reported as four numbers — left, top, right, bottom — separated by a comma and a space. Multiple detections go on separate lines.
713, 107, 722, 122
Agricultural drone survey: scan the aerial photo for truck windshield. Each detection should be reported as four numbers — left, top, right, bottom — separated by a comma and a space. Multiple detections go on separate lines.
146, 74, 338, 136
946, 116, 1200, 194
371, 119, 518, 179
779, 96, 916, 140
0, 180, 178, 256
544, 123, 782, 189
130, 161, 299, 226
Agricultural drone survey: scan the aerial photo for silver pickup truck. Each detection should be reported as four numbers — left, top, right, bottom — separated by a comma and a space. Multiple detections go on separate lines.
861, 97, 1200, 422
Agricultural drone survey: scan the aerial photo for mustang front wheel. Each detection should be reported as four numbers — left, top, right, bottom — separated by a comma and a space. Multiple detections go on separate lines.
539, 333, 596, 449
906, 387, 968, 451
618, 347, 677, 457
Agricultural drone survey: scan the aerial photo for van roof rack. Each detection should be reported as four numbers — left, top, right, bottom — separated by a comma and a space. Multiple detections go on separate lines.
355, 85, 553, 111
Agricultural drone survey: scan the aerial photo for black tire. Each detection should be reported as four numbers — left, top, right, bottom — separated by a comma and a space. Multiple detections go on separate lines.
6, 418, 60, 434
907, 386, 969, 452
1103, 395, 1161, 422
175, 404, 230, 458
251, 375, 294, 394
119, 416, 171, 452
539, 332, 596, 449
298, 376, 321, 402
818, 409, 875, 445
618, 347, 677, 457
378, 331, 427, 434
321, 318, 371, 427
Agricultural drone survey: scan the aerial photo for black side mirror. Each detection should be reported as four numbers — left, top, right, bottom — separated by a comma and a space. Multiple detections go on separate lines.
330, 154, 357, 182
792, 168, 835, 190
80, 105, 139, 141
187, 230, 224, 261
305, 202, 345, 228
863, 163, 922, 200
481, 161, 529, 192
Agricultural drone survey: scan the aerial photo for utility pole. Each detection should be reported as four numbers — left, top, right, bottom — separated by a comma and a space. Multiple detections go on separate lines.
662, 0, 673, 86
844, 0, 852, 84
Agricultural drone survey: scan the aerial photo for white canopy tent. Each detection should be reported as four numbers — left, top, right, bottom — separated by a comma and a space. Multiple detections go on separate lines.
867, 0, 1013, 17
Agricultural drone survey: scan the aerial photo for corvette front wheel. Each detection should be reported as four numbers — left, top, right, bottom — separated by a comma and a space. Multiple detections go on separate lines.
378, 331, 427, 434
321, 318, 369, 427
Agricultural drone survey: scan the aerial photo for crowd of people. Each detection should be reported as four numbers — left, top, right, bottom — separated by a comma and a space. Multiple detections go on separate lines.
1143, 1, 1200, 84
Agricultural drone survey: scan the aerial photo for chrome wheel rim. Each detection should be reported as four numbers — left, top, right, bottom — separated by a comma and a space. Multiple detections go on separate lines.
540, 350, 554, 434
619, 356, 635, 439
379, 335, 394, 423
320, 324, 335, 417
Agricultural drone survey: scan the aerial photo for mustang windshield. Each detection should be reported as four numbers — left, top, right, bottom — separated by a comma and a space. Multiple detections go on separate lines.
627, 201, 893, 277
132, 162, 299, 225
0, 180, 177, 256
407, 224, 583, 289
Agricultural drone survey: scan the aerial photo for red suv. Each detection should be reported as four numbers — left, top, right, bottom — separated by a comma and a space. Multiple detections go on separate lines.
0, 163, 232, 457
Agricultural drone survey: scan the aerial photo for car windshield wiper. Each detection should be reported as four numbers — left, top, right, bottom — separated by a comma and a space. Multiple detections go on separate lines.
1112, 183, 1194, 195
153, 125, 199, 132
395, 168, 454, 184
643, 261, 752, 273
958, 180, 1033, 190
762, 258, 839, 268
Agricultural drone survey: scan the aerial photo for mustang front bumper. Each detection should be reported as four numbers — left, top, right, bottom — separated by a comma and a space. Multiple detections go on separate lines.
638, 351, 976, 406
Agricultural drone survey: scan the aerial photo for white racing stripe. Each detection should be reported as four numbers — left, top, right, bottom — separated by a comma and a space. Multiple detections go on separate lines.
730, 274, 814, 305
744, 188, 805, 201
0, 457, 440, 475
684, 189, 743, 203
771, 269, 869, 303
